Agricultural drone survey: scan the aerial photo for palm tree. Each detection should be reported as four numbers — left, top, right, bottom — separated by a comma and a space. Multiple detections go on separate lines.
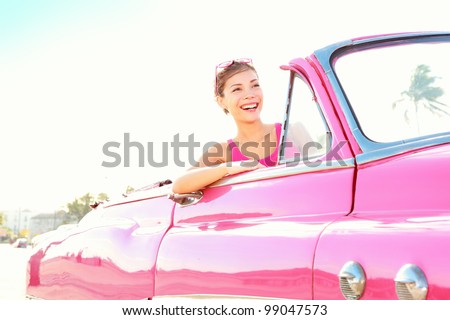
392, 64, 450, 134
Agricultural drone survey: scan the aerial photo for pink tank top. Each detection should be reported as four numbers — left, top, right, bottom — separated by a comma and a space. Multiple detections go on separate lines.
227, 123, 282, 167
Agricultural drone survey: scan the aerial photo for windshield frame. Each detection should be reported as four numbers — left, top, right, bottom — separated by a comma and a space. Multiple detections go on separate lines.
315, 32, 450, 163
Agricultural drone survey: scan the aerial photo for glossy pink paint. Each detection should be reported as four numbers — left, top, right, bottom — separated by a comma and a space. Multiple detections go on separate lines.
27, 196, 175, 299
354, 144, 450, 214
155, 164, 354, 299
307, 54, 362, 156
25, 32, 450, 300
314, 143, 450, 299
314, 213, 450, 299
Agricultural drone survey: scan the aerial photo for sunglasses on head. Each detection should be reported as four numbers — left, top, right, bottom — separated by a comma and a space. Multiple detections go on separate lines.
215, 58, 253, 74
215, 58, 253, 96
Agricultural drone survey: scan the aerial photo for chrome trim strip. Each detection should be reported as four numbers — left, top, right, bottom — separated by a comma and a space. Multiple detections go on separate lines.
356, 134, 450, 164
105, 185, 172, 207
315, 32, 450, 74
209, 158, 354, 188
106, 160, 355, 205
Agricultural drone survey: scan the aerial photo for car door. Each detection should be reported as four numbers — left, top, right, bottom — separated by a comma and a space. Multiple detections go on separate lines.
154, 60, 356, 299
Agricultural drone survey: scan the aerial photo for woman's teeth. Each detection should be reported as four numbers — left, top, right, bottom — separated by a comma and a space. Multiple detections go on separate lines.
241, 103, 257, 110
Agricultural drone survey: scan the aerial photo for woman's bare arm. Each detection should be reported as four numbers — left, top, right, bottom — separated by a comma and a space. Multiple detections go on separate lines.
171, 142, 262, 194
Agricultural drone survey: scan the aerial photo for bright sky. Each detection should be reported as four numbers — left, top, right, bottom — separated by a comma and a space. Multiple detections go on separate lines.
1, 0, 449, 212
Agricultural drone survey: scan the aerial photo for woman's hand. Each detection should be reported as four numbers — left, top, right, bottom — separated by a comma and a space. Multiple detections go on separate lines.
172, 160, 264, 194
224, 160, 265, 176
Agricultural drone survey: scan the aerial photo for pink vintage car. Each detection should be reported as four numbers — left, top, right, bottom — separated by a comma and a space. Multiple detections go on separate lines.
26, 31, 450, 300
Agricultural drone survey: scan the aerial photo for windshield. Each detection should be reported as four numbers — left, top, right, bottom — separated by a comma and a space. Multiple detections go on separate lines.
334, 41, 450, 143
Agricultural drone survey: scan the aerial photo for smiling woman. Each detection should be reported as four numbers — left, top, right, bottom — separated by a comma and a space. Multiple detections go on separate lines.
2, 0, 447, 215
24, 31, 450, 305
171, 59, 282, 194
